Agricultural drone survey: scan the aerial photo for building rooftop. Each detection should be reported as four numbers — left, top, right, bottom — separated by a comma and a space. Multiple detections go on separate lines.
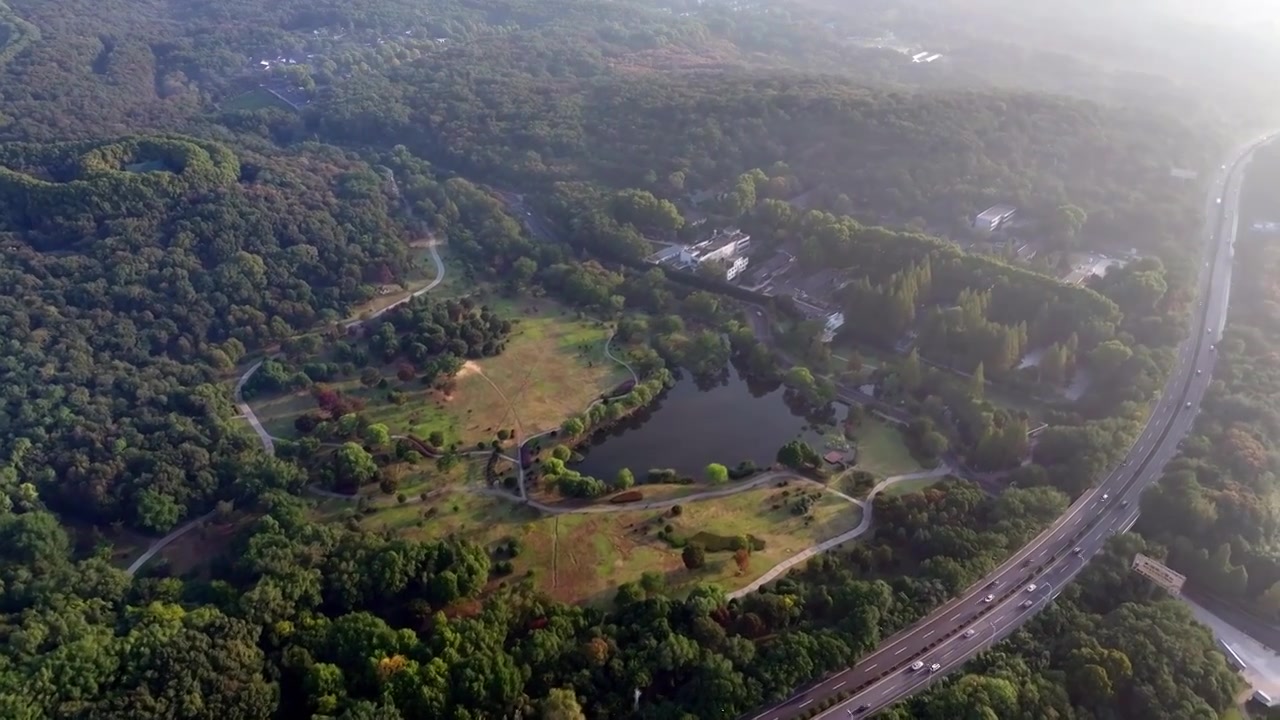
691, 228, 749, 254
976, 204, 1017, 223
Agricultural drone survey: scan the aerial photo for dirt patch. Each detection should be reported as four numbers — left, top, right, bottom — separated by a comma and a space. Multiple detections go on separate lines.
456, 360, 481, 379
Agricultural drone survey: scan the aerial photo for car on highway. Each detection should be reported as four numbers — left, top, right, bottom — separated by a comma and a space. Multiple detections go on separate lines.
909, 660, 924, 672
1021, 599, 1034, 608
1217, 197, 1222, 204
928, 663, 941, 673
1073, 547, 1083, 555
963, 628, 976, 638
1101, 493, 1109, 501
1186, 401, 1192, 408
849, 705, 870, 715
1024, 583, 1037, 593
982, 594, 995, 603
1196, 369, 1202, 375
1121, 499, 1130, 507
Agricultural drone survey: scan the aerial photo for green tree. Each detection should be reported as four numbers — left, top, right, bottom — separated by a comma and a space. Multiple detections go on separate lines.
705, 463, 730, 485
561, 417, 586, 437
364, 423, 392, 449
615, 468, 635, 490
970, 362, 985, 401
336, 442, 379, 487
541, 688, 587, 720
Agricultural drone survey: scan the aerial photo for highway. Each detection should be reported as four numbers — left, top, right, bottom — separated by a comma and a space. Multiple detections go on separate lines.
746, 132, 1275, 720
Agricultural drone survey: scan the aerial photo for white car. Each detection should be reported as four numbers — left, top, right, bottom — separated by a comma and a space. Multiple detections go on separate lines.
1217, 197, 1223, 204
928, 663, 941, 673
1025, 583, 1037, 593
963, 628, 976, 638
909, 660, 924, 672
982, 594, 995, 603
1101, 493, 1109, 501
1021, 599, 1034, 608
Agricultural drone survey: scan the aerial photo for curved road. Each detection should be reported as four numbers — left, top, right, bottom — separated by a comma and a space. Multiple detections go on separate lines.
746, 133, 1274, 720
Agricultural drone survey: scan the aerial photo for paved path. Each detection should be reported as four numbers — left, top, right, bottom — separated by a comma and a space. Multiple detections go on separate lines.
125, 510, 216, 576
728, 464, 954, 599
235, 359, 275, 456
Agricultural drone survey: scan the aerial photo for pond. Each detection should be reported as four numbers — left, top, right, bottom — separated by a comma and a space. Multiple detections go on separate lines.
570, 366, 849, 480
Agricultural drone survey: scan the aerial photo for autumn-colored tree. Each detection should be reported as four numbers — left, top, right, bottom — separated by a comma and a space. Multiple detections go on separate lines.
1222, 426, 1267, 479
733, 548, 750, 574
582, 637, 611, 666
682, 542, 706, 570
397, 363, 416, 382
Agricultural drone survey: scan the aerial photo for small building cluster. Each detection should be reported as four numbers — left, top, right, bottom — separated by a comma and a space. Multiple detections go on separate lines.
973, 204, 1017, 233
646, 228, 752, 281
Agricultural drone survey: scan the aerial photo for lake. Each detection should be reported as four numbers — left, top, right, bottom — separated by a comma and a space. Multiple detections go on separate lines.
571, 366, 848, 480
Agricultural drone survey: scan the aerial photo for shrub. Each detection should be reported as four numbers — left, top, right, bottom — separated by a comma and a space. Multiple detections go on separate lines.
687, 531, 766, 553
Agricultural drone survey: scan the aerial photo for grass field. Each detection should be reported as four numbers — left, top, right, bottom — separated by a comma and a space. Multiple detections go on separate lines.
879, 476, 945, 498
350, 479, 863, 606
221, 87, 295, 112
248, 295, 631, 448
853, 418, 926, 477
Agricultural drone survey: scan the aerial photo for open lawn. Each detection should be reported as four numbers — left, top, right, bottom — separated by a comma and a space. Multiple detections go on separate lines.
879, 476, 946, 498
853, 418, 926, 477
349, 480, 862, 606
467, 296, 632, 437
248, 295, 630, 448
221, 87, 295, 112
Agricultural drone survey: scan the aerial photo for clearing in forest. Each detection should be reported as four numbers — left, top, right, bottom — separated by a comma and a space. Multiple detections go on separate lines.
351, 476, 863, 606
849, 417, 925, 477
249, 294, 630, 449
220, 87, 296, 113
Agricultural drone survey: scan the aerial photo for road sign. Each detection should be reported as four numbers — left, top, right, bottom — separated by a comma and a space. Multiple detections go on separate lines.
1131, 553, 1185, 595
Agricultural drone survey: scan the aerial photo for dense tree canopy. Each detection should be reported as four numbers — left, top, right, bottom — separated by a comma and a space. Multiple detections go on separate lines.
0, 1, 1254, 718
0, 137, 415, 530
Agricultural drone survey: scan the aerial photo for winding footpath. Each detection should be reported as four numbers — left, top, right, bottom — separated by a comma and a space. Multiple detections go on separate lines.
124, 510, 217, 576
728, 464, 953, 599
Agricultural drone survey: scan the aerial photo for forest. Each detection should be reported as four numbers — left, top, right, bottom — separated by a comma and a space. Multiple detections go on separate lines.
0, 136, 415, 531
0, 0, 1262, 717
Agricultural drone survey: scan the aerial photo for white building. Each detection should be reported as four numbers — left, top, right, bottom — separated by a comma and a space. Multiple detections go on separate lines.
974, 204, 1017, 232
645, 228, 752, 281
821, 312, 845, 343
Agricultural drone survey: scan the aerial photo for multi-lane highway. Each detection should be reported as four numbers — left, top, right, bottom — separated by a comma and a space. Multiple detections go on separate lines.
747, 133, 1275, 720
